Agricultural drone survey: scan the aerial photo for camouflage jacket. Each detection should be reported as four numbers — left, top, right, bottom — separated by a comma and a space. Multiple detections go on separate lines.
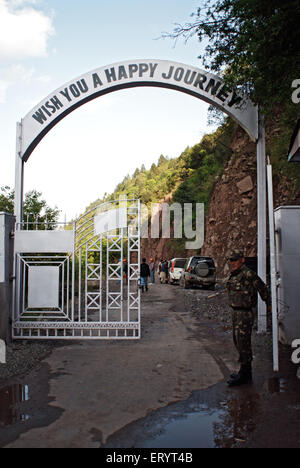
226, 265, 270, 309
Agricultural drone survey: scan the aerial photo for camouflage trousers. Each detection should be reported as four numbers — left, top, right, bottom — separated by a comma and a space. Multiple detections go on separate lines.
231, 308, 255, 367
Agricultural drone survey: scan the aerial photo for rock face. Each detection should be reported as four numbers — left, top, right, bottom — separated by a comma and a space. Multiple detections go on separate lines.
140, 195, 198, 264
201, 130, 257, 278
141, 237, 174, 264
202, 125, 300, 278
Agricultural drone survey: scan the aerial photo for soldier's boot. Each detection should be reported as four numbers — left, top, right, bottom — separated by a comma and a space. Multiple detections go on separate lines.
230, 365, 246, 379
230, 372, 239, 379
227, 365, 252, 387
230, 364, 243, 379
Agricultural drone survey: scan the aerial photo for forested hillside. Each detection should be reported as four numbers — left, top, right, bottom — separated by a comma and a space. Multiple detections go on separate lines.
85, 118, 235, 212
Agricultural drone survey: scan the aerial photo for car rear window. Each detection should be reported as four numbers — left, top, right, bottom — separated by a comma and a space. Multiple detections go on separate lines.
191, 257, 215, 268
174, 259, 186, 268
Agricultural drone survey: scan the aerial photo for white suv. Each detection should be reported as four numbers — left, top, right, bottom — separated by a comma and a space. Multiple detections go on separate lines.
168, 258, 187, 284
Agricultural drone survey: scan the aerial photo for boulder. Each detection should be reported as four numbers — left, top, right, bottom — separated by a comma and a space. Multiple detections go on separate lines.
237, 176, 254, 194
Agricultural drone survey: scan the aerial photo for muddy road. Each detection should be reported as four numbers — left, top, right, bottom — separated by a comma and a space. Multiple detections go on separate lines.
1, 282, 300, 448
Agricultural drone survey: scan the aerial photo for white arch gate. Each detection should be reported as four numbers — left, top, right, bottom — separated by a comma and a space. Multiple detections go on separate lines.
13, 59, 268, 337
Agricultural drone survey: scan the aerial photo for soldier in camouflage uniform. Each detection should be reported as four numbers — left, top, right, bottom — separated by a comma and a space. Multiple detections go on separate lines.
226, 250, 270, 387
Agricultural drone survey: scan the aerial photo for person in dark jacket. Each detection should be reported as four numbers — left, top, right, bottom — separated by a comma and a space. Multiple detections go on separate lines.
140, 258, 150, 292
160, 259, 168, 284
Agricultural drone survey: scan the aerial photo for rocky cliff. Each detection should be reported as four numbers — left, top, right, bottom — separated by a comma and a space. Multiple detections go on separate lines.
203, 117, 300, 278
201, 128, 258, 277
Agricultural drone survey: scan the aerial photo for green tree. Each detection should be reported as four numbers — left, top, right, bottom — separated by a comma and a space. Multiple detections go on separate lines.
150, 163, 158, 175
166, 0, 300, 110
0, 186, 14, 213
158, 154, 168, 166
0, 186, 60, 229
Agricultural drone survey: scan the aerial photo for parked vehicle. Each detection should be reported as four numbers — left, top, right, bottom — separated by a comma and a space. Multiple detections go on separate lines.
168, 258, 187, 284
180, 256, 216, 290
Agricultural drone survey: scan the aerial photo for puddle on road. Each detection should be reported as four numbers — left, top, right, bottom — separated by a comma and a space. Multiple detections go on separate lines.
138, 397, 259, 448
104, 387, 260, 448
139, 406, 225, 448
0, 384, 30, 426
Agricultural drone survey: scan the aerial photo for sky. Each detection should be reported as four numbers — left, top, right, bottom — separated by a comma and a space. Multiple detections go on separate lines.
0, 0, 215, 221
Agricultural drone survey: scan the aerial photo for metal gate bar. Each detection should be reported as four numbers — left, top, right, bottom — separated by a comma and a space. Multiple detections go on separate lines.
12, 198, 141, 339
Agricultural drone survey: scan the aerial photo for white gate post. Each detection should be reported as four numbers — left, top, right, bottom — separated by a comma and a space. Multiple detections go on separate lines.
14, 121, 24, 228
256, 112, 267, 333
267, 158, 279, 371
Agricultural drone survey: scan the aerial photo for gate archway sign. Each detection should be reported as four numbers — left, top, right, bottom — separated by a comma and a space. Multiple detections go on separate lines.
20, 59, 258, 160
14, 59, 267, 332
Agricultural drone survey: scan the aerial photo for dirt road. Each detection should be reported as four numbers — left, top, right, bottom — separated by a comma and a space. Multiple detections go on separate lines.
0, 282, 237, 448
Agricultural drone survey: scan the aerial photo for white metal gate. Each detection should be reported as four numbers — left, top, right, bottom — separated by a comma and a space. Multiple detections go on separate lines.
12, 198, 141, 339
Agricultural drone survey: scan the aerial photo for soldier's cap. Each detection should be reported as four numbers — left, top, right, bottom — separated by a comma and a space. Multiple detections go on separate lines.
228, 250, 244, 261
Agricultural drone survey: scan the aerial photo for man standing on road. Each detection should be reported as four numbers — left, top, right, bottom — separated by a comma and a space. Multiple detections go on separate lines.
140, 258, 150, 292
123, 259, 128, 281
160, 260, 168, 284
226, 250, 270, 387
149, 258, 155, 284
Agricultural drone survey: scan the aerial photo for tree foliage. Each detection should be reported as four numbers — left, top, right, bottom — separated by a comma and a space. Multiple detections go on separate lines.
0, 186, 14, 213
165, 0, 300, 110
0, 186, 60, 229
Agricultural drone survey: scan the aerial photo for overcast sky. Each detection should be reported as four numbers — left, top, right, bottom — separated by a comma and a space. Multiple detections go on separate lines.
0, 0, 215, 221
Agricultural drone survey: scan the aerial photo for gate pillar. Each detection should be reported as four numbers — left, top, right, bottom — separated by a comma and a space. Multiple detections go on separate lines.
256, 113, 267, 332
14, 121, 24, 227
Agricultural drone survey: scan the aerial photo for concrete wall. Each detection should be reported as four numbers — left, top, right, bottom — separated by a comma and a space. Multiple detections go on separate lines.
275, 206, 300, 345
0, 212, 15, 342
